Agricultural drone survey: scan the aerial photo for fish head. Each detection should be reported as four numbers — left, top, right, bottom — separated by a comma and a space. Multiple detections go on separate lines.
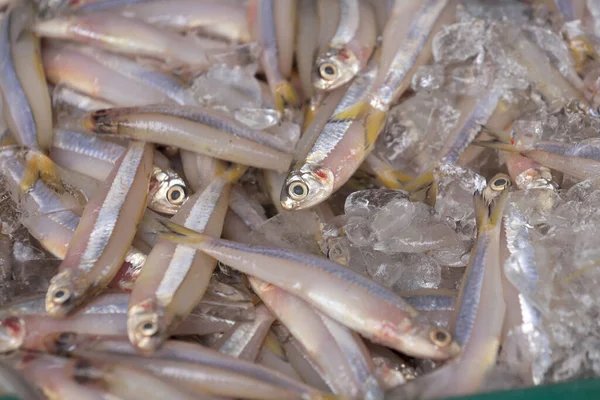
400, 322, 461, 360
280, 165, 334, 210
82, 109, 118, 134
147, 168, 189, 215
312, 48, 360, 91
0, 316, 25, 353
127, 301, 168, 353
46, 270, 88, 317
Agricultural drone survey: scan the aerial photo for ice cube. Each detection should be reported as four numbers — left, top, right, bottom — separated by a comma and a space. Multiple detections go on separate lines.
411, 65, 445, 92
432, 21, 486, 64
247, 211, 325, 256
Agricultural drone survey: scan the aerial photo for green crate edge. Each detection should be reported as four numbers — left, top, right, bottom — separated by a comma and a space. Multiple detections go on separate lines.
443, 378, 600, 400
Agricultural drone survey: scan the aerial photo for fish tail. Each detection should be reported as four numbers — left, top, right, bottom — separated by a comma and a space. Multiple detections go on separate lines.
275, 81, 299, 115
21, 151, 65, 194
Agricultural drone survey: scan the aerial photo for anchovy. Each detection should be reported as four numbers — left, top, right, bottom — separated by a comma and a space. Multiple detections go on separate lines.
46, 141, 153, 316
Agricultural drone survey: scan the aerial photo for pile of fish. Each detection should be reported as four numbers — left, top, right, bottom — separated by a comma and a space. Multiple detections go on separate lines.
0, 0, 598, 398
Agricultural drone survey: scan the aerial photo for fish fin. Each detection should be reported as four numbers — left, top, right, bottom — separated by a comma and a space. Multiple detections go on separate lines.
153, 217, 209, 246
223, 164, 249, 183
480, 125, 513, 142
331, 102, 366, 121
262, 331, 286, 359
275, 81, 299, 115
472, 139, 520, 152
403, 170, 435, 194
21, 151, 65, 194
364, 108, 388, 152
473, 190, 491, 231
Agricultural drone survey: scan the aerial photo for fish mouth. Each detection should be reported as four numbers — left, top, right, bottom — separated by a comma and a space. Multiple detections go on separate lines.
280, 168, 334, 211
0, 317, 25, 353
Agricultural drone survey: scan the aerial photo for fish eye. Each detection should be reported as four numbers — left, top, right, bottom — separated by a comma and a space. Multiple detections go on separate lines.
52, 288, 70, 304
490, 177, 510, 191
287, 181, 309, 200
319, 62, 338, 81
138, 320, 158, 337
429, 328, 452, 347
167, 185, 186, 205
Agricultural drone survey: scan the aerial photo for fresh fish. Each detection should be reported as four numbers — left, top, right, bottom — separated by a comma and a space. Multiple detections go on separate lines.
254, 279, 383, 399
33, 13, 231, 71
156, 221, 460, 360
43, 44, 195, 107
476, 128, 600, 180
66, 350, 326, 400
66, 356, 202, 400
392, 174, 511, 399
312, 0, 376, 91
180, 152, 226, 192
248, 0, 299, 114
295, 0, 320, 99
274, 0, 296, 78
0, 147, 148, 292
53, 334, 330, 400
280, 62, 378, 210
46, 141, 153, 317
51, 129, 189, 215
83, 105, 293, 171
127, 171, 235, 352
0, 293, 238, 352
52, 84, 115, 112
0, 3, 52, 151
280, 1, 452, 209
213, 303, 275, 361
112, 0, 251, 43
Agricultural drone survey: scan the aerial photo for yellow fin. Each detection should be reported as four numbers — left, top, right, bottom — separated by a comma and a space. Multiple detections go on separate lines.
21, 151, 64, 194
275, 81, 299, 115
403, 170, 435, 194
364, 108, 388, 152
331, 101, 366, 121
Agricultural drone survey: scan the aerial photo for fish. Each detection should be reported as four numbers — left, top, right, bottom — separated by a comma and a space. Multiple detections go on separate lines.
155, 218, 460, 360
212, 303, 275, 361
67, 356, 203, 400
45, 141, 153, 317
254, 279, 383, 399
280, 0, 452, 210
0, 292, 241, 353
280, 62, 378, 210
33, 13, 213, 70
111, 0, 252, 43
127, 169, 238, 352
248, 0, 300, 114
0, 147, 148, 292
53, 334, 330, 400
390, 174, 511, 399
42, 44, 195, 107
51, 129, 189, 215
295, 0, 320, 100
83, 105, 293, 171
476, 127, 600, 180
0, 3, 62, 192
67, 350, 329, 400
312, 0, 377, 91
